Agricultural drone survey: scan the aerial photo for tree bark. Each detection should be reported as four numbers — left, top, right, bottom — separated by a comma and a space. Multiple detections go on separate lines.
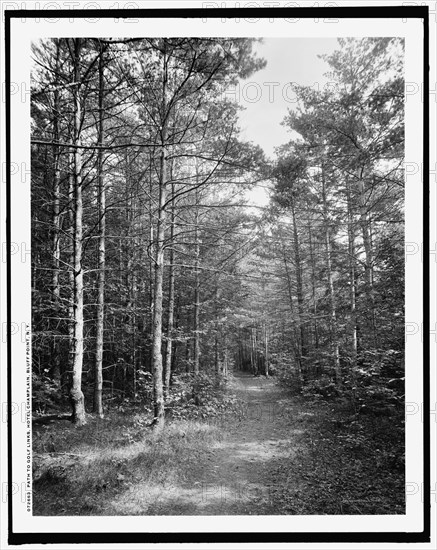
280, 238, 303, 387
358, 172, 377, 347
290, 198, 307, 374
251, 327, 258, 375
94, 40, 105, 418
264, 322, 269, 376
149, 153, 155, 328
307, 221, 319, 351
151, 150, 167, 429
215, 285, 220, 374
193, 186, 201, 375
223, 333, 228, 376
51, 38, 62, 387
164, 181, 175, 398
67, 155, 75, 397
346, 178, 358, 371
215, 332, 220, 374
151, 45, 168, 430
70, 38, 86, 426
321, 165, 341, 387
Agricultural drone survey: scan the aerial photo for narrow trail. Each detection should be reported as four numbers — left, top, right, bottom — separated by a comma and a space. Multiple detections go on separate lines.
152, 371, 304, 515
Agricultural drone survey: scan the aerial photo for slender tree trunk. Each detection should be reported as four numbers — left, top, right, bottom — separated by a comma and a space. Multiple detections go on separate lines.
164, 181, 175, 398
151, 155, 167, 429
128, 182, 138, 397
132, 276, 137, 398
215, 285, 220, 374
124, 165, 138, 396
151, 48, 168, 430
321, 166, 341, 387
358, 172, 377, 347
215, 332, 220, 373
51, 39, 62, 387
264, 322, 269, 376
281, 239, 303, 388
52, 39, 61, 304
145, 151, 155, 374
193, 187, 200, 375
251, 327, 258, 376
223, 333, 228, 376
67, 156, 75, 397
290, 199, 307, 377
307, 222, 319, 351
70, 38, 86, 426
346, 178, 358, 371
94, 41, 105, 418
149, 153, 155, 323
281, 244, 295, 316
185, 337, 191, 372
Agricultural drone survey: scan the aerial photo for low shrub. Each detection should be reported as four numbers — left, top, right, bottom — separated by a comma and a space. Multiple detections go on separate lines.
165, 372, 238, 420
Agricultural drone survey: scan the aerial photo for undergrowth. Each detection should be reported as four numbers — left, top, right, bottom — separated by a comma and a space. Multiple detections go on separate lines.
269, 394, 405, 515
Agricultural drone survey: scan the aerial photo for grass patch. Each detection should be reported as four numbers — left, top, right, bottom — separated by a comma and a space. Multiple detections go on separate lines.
33, 411, 224, 516
33, 373, 241, 515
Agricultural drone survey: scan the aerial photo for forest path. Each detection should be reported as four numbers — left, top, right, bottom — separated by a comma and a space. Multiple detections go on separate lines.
147, 372, 304, 515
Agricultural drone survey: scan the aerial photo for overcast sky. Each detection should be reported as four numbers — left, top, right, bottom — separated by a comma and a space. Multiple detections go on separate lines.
237, 38, 340, 159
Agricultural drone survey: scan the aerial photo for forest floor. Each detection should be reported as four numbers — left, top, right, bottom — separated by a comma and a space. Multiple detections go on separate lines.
33, 371, 404, 515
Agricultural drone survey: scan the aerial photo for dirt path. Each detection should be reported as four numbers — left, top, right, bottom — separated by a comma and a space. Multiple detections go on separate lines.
150, 372, 303, 515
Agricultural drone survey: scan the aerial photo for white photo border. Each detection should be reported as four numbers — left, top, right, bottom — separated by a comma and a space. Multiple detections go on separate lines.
4, 2, 431, 545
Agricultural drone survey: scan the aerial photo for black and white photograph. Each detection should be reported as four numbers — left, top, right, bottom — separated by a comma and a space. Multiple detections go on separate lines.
1, 1, 434, 547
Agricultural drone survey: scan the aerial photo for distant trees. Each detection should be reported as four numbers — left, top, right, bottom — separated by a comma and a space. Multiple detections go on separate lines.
232, 38, 404, 407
